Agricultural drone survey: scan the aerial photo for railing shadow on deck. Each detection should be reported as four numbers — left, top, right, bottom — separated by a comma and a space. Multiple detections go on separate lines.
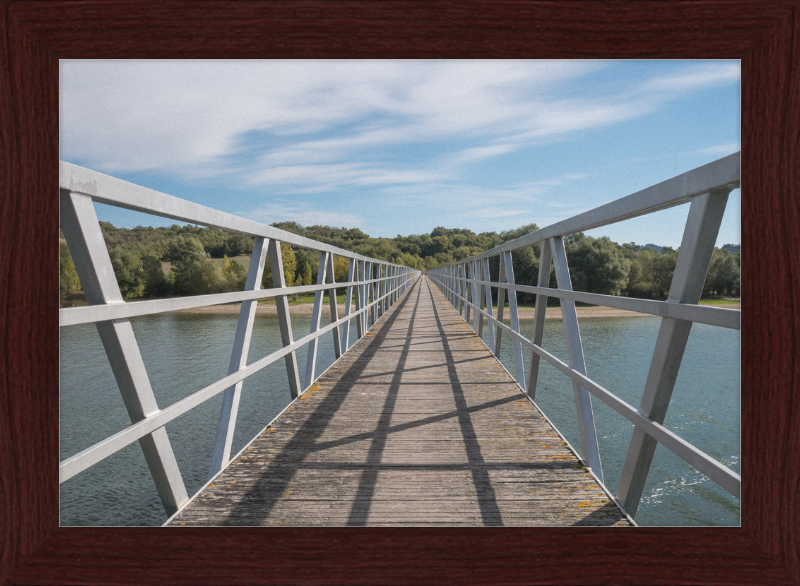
214, 277, 419, 525
58, 160, 420, 522
424, 279, 504, 525
212, 277, 609, 527
426, 152, 742, 522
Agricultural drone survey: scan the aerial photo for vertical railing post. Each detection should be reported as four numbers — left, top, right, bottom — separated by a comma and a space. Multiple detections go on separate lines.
304, 251, 329, 389
390, 266, 396, 305
326, 254, 343, 359
387, 265, 392, 309
447, 265, 458, 310
368, 262, 376, 326
458, 263, 466, 317
494, 254, 507, 356
268, 240, 302, 400
375, 264, 382, 319
451, 266, 456, 307
59, 190, 188, 515
355, 260, 365, 339
387, 266, 392, 307
342, 258, 358, 352
378, 264, 386, 318
463, 263, 470, 320
551, 236, 604, 484
208, 236, 270, 479
526, 239, 553, 401
471, 260, 480, 332
481, 257, 495, 353
501, 251, 525, 386
616, 189, 730, 517
385, 265, 390, 309
451, 264, 456, 306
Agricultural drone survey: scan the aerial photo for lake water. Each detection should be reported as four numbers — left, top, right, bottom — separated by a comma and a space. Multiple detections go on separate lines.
60, 308, 740, 527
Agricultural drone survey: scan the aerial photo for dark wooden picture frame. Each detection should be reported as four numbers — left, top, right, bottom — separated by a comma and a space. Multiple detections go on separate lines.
2, 2, 798, 584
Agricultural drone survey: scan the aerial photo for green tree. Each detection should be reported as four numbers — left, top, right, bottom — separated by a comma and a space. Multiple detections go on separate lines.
262, 243, 296, 288
649, 249, 677, 299
295, 249, 313, 286
167, 236, 207, 265
333, 255, 350, 284
170, 237, 221, 295
59, 240, 81, 297
142, 254, 171, 297
704, 248, 740, 297
174, 258, 222, 295
109, 245, 145, 298
566, 235, 630, 296
226, 234, 255, 257
222, 254, 247, 291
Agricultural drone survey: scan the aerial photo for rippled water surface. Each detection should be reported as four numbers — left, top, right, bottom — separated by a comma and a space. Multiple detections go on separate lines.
60, 308, 739, 527
480, 313, 740, 527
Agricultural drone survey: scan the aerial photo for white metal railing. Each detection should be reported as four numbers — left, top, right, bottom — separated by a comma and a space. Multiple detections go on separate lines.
59, 161, 420, 516
427, 152, 741, 518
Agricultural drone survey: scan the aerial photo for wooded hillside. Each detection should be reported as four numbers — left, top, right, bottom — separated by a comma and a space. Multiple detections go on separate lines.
60, 221, 740, 306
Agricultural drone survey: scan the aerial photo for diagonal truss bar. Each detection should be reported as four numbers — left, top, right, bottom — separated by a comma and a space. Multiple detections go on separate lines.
304, 251, 330, 389
327, 253, 343, 359
358, 261, 367, 338
208, 237, 269, 479
364, 261, 372, 332
551, 236, 604, 484
375, 264, 382, 319
463, 263, 470, 322
526, 239, 553, 401
475, 261, 485, 337
342, 258, 357, 350
59, 190, 188, 515
367, 262, 375, 327
471, 260, 480, 332
502, 251, 526, 386
377, 263, 383, 321
616, 189, 731, 517
481, 257, 495, 353
268, 240, 302, 400
494, 254, 507, 356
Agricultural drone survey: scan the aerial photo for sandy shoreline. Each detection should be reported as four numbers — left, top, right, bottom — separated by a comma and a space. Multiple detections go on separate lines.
169, 303, 654, 320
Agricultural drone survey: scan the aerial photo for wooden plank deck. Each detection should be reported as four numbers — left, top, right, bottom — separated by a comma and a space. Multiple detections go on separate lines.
168, 276, 633, 527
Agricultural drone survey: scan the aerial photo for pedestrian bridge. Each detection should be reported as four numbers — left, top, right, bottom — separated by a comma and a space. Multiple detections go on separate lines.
58, 153, 740, 526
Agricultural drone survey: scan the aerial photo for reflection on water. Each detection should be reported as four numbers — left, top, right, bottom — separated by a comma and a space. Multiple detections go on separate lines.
60, 311, 739, 527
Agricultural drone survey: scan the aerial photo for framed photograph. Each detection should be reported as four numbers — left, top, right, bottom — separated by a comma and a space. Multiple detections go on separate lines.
1, 1, 798, 584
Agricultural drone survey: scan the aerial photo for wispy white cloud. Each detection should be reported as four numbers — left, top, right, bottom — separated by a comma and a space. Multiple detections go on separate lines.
248, 162, 449, 192
447, 143, 521, 165
640, 62, 740, 93
240, 202, 362, 228
687, 142, 741, 156
60, 59, 739, 243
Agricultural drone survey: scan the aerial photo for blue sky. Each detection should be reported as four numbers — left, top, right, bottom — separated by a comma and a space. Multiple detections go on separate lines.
60, 60, 740, 248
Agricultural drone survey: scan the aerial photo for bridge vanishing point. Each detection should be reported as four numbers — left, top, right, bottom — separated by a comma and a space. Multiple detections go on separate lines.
58, 153, 741, 527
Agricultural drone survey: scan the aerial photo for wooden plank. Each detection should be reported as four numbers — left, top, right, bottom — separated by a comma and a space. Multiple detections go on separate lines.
169, 276, 633, 527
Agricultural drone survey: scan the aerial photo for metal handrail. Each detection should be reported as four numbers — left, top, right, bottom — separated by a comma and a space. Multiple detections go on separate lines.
428, 152, 741, 518
59, 162, 420, 516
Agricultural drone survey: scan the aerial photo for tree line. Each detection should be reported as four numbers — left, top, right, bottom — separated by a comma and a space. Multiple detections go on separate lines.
60, 220, 740, 304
